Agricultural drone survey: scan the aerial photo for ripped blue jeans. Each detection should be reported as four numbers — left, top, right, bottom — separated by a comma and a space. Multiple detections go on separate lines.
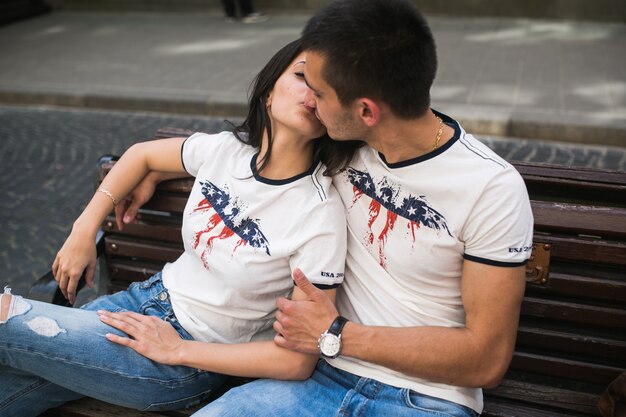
0, 273, 226, 417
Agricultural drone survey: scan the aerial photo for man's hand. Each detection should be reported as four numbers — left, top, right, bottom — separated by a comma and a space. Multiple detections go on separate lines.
273, 269, 339, 354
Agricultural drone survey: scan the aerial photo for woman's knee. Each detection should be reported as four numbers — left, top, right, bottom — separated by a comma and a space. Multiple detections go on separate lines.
0, 288, 31, 324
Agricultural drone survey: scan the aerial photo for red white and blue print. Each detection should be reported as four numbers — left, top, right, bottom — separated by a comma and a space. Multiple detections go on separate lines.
346, 167, 451, 268
191, 180, 270, 269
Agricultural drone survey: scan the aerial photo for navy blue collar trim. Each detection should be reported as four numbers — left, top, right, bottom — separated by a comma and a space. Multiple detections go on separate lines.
378, 109, 461, 169
250, 153, 318, 185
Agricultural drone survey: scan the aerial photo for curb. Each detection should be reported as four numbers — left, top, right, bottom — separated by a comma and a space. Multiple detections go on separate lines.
1, 91, 624, 147
0, 91, 248, 119
436, 103, 626, 147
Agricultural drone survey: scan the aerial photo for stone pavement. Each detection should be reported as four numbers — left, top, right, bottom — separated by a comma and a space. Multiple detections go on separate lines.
0, 11, 625, 146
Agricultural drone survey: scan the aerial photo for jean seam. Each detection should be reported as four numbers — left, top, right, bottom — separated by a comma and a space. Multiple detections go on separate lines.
141, 386, 217, 411
403, 388, 471, 417
3, 344, 201, 387
338, 389, 356, 417
0, 378, 48, 410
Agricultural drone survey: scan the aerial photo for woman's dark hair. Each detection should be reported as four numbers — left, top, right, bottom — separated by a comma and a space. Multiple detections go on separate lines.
230, 38, 362, 176
302, 0, 437, 119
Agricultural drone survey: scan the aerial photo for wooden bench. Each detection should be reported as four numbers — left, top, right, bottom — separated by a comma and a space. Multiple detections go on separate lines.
33, 127, 626, 417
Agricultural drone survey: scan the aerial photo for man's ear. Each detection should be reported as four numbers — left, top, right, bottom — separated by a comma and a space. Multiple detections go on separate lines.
357, 98, 381, 127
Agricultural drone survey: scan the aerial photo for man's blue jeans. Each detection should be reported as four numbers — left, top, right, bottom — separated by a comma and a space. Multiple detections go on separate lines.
0, 273, 226, 417
193, 360, 479, 417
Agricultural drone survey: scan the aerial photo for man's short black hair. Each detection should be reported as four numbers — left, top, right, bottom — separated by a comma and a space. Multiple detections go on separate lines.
302, 0, 437, 119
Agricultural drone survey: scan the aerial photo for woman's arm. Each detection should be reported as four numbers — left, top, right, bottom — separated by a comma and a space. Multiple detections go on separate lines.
52, 137, 187, 303
99, 283, 335, 380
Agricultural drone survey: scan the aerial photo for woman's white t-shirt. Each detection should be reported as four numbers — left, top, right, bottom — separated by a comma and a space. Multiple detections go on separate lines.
162, 132, 346, 344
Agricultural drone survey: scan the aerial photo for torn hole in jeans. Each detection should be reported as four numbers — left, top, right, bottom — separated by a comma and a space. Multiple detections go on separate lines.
25, 316, 67, 337
0, 286, 32, 324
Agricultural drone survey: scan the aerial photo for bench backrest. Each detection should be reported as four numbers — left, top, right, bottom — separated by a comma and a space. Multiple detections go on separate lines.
482, 163, 626, 417
98, 128, 626, 417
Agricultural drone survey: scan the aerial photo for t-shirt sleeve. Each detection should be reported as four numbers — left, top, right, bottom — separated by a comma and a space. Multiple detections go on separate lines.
289, 191, 347, 289
181, 132, 230, 177
462, 167, 534, 266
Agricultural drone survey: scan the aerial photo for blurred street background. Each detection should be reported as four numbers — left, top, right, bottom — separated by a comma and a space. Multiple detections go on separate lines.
1, 0, 625, 297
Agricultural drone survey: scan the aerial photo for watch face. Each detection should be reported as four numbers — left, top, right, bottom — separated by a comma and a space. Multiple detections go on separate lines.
319, 333, 341, 357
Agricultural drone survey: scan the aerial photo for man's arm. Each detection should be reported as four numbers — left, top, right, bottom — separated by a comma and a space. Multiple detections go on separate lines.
274, 261, 525, 388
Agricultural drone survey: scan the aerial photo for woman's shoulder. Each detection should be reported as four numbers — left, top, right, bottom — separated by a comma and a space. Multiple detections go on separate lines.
307, 165, 345, 210
186, 130, 237, 142
185, 130, 250, 153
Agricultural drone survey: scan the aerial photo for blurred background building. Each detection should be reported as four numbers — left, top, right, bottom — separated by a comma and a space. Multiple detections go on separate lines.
3, 0, 626, 25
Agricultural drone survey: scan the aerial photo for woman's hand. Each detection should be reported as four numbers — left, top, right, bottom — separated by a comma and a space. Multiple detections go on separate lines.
99, 310, 185, 365
52, 227, 97, 304
114, 172, 158, 230
115, 171, 190, 230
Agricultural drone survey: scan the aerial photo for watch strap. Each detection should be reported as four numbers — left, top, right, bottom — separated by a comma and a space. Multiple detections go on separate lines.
327, 316, 348, 336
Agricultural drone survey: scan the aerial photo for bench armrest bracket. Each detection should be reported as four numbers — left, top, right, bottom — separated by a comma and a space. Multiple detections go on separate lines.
526, 243, 551, 285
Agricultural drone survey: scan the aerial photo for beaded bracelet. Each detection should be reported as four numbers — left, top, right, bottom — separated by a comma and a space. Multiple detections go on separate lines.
97, 187, 118, 207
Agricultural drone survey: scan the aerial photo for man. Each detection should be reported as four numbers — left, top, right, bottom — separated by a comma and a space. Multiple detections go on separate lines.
125, 1, 533, 415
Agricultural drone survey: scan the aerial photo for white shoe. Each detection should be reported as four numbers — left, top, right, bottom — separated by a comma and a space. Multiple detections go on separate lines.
242, 12, 268, 24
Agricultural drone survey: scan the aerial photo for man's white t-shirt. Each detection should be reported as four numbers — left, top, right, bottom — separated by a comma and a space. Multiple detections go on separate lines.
329, 112, 534, 413
162, 132, 346, 344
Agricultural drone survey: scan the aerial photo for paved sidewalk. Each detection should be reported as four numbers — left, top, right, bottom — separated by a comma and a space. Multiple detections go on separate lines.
0, 11, 625, 146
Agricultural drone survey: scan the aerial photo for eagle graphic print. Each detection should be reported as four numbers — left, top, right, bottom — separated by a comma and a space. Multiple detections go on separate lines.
191, 180, 270, 269
346, 167, 451, 268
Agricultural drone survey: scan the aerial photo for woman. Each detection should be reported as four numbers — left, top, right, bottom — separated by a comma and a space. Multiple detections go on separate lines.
0, 39, 361, 417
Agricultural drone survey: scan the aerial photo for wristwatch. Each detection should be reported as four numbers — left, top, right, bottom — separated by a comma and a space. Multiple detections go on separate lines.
318, 316, 348, 359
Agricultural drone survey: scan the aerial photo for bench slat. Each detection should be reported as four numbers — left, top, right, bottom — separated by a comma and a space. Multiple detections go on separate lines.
514, 162, 626, 185
142, 193, 188, 214
510, 351, 624, 385
531, 201, 626, 238
157, 178, 194, 193
484, 378, 600, 416
482, 402, 585, 417
106, 259, 161, 293
104, 236, 183, 263
526, 272, 626, 303
533, 233, 626, 266
525, 178, 626, 199
521, 296, 626, 329
102, 215, 183, 244
516, 325, 626, 361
